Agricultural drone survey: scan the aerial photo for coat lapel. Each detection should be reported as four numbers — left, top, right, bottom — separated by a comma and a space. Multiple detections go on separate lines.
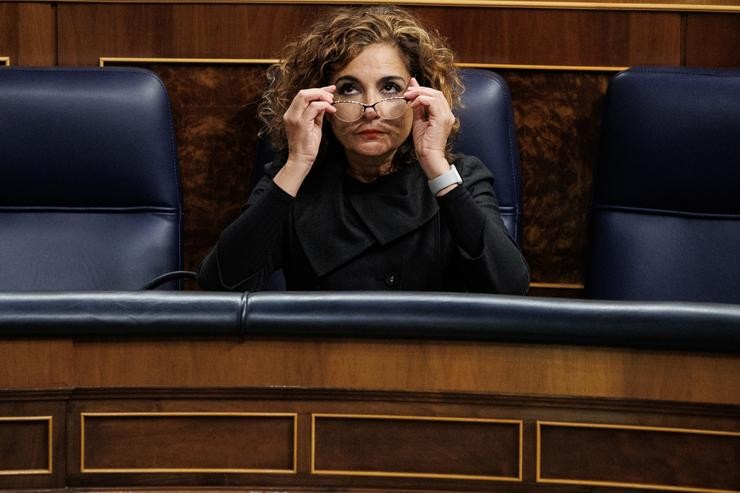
294, 151, 438, 277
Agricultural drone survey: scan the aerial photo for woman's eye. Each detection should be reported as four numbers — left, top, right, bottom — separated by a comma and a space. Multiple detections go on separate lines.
337, 83, 359, 96
381, 82, 402, 94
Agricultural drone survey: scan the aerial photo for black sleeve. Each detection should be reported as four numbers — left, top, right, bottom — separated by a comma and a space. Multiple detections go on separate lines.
197, 176, 294, 291
437, 155, 530, 294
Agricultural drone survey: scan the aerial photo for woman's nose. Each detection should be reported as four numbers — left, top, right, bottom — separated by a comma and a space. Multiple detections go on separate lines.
362, 103, 381, 120
362, 102, 380, 120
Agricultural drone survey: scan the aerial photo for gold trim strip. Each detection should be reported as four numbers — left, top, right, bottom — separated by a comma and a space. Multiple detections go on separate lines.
529, 282, 585, 290
0, 416, 53, 476
458, 62, 627, 72
0, 57, 9, 66
536, 420, 740, 493
100, 57, 279, 66
539, 420, 740, 436
100, 56, 626, 72
311, 413, 523, 482
45, 0, 740, 14
405, 0, 740, 12
80, 412, 297, 474
78, 467, 295, 473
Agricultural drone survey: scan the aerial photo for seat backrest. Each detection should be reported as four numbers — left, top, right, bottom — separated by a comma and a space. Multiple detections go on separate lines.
455, 68, 523, 245
0, 67, 182, 290
254, 68, 523, 244
586, 66, 740, 303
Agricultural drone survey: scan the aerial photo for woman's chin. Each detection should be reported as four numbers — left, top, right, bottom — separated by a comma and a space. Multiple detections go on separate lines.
349, 141, 396, 158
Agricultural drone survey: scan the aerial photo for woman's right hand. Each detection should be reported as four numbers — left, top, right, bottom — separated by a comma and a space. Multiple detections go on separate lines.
283, 85, 336, 169
274, 86, 336, 197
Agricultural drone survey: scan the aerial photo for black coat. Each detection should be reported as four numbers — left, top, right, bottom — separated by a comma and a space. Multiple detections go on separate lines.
198, 152, 529, 294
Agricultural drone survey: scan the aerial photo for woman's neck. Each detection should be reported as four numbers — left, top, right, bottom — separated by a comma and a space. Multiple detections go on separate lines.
344, 151, 397, 183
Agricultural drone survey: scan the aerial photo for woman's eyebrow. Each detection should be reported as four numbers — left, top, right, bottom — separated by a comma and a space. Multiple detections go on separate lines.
379, 75, 406, 83
333, 75, 406, 85
334, 75, 359, 85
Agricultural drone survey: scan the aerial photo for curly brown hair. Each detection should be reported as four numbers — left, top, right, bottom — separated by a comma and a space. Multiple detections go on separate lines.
258, 5, 463, 163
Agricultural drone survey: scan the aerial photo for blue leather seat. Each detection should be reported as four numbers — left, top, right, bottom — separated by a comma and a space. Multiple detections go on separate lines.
586, 67, 740, 303
0, 67, 183, 290
455, 68, 523, 245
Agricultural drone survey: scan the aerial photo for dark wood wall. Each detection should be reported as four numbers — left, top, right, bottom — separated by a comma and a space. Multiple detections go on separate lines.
2, 1, 739, 292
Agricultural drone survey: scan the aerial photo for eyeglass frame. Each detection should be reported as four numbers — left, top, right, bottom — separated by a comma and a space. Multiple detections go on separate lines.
331, 96, 409, 122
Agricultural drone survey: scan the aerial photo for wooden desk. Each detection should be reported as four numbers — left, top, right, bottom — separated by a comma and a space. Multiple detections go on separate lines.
2, 335, 738, 492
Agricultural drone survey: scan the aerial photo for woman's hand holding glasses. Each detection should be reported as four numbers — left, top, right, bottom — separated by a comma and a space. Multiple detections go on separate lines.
405, 77, 456, 180
275, 85, 337, 196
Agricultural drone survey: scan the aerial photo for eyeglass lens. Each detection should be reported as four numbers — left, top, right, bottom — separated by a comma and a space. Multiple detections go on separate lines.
332, 98, 408, 122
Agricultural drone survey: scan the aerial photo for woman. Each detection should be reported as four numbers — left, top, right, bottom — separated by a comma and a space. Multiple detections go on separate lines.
198, 6, 529, 293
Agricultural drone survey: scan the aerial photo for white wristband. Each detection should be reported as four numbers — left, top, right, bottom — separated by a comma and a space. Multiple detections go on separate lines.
428, 165, 462, 195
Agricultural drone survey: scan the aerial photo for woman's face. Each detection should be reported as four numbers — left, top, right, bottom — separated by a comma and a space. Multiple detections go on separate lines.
329, 43, 413, 164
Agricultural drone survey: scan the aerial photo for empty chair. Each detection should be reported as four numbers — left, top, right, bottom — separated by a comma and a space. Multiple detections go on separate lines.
586, 66, 740, 303
0, 67, 183, 290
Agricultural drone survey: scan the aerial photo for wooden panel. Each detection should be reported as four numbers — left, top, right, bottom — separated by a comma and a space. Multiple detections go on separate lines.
3, 389, 732, 490
686, 13, 740, 67
503, 70, 610, 284
57, 4, 682, 68
417, 8, 682, 67
0, 400, 66, 490
312, 414, 521, 481
17, 3, 55, 65
32, 0, 740, 8
538, 421, 740, 492
57, 4, 330, 65
1, 385, 739, 490
0, 417, 51, 474
0, 340, 73, 388
0, 3, 55, 66
0, 4, 18, 64
80, 412, 296, 473
70, 338, 740, 405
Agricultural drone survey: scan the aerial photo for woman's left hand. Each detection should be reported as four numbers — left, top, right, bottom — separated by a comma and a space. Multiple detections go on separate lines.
405, 77, 456, 178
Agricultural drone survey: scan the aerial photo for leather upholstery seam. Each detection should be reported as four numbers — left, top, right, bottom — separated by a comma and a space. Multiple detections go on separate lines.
0, 207, 179, 213
593, 205, 740, 219
630, 66, 740, 79
239, 292, 249, 337
465, 69, 522, 245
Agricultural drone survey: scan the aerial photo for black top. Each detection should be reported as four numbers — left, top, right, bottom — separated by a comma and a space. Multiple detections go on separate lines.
198, 151, 529, 293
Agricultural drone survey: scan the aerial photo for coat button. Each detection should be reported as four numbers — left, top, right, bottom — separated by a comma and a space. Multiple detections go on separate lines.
385, 272, 399, 287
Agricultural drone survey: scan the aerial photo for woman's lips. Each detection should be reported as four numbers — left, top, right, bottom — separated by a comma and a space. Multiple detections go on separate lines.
358, 129, 384, 138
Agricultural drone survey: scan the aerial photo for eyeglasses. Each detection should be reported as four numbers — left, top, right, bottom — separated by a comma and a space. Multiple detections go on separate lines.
332, 97, 409, 123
